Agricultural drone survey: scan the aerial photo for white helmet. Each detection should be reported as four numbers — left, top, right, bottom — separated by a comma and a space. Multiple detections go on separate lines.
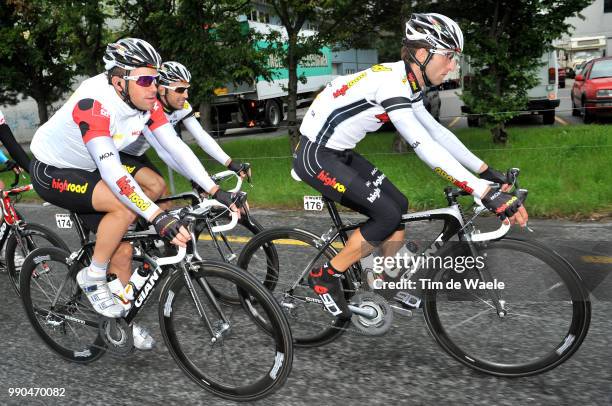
405, 13, 464, 52
159, 61, 192, 85
103, 38, 162, 71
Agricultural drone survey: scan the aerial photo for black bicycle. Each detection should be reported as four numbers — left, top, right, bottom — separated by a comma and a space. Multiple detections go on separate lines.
0, 168, 69, 295
19, 200, 293, 402
237, 169, 591, 377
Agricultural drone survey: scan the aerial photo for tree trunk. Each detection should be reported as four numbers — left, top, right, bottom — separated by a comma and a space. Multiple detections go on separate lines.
287, 32, 300, 152
199, 100, 214, 134
35, 98, 49, 125
491, 122, 508, 144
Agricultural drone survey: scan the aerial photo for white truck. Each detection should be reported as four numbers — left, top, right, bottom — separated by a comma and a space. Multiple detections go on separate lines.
460, 49, 559, 126
209, 21, 336, 136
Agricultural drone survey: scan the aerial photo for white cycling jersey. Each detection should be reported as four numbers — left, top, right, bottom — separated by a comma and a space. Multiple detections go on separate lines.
300, 61, 489, 198
30, 74, 217, 220
123, 100, 230, 166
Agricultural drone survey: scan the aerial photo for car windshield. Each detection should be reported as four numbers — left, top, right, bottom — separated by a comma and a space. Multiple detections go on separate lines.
590, 59, 612, 79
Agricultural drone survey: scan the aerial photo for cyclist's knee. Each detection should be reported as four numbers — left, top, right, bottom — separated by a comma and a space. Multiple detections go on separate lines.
363, 202, 402, 243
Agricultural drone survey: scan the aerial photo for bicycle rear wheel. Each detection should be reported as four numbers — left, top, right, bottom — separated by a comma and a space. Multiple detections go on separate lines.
424, 238, 590, 376
159, 260, 293, 401
19, 247, 106, 363
238, 228, 352, 347
6, 223, 70, 296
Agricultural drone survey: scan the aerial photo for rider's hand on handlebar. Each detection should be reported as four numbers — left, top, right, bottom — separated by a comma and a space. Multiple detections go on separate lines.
482, 188, 529, 227
213, 188, 244, 220
227, 160, 251, 182
4, 160, 22, 175
151, 211, 190, 247
479, 166, 511, 192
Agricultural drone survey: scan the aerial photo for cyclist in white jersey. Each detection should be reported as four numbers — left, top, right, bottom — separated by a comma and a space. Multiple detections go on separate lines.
120, 61, 250, 192
29, 38, 240, 349
293, 13, 528, 318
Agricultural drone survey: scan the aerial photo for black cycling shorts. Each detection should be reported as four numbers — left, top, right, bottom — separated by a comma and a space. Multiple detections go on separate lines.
293, 136, 408, 244
119, 152, 162, 177
30, 155, 162, 233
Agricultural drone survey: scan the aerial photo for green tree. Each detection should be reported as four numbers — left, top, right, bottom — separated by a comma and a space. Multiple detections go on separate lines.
112, 0, 273, 132
429, 0, 591, 142
264, 0, 383, 149
0, 0, 74, 124
0, 0, 110, 124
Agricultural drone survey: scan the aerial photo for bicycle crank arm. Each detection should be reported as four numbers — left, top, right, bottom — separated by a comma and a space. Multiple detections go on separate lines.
348, 304, 377, 319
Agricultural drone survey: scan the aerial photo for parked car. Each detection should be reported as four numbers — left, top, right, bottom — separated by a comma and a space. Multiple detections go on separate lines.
558, 67, 566, 88
571, 56, 612, 123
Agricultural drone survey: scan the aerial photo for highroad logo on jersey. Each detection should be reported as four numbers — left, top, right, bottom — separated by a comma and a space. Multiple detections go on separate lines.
333, 72, 367, 98
116, 175, 151, 212
51, 178, 89, 194
317, 170, 346, 193
434, 167, 474, 194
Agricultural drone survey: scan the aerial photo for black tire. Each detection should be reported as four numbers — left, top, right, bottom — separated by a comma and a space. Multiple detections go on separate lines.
19, 247, 106, 363
542, 110, 555, 125
238, 227, 352, 347
264, 100, 282, 128
7, 223, 70, 296
158, 260, 293, 402
423, 238, 590, 377
582, 95, 594, 124
571, 98, 580, 117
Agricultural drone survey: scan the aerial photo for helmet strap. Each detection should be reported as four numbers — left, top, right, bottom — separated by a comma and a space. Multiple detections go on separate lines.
117, 70, 147, 112
407, 49, 434, 88
159, 91, 175, 113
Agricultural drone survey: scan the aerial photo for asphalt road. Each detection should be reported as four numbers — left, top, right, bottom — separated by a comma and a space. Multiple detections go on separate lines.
1, 204, 611, 406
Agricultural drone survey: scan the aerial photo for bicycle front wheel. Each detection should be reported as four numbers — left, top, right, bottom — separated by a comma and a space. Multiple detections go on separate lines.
424, 238, 591, 377
6, 223, 70, 296
158, 260, 293, 402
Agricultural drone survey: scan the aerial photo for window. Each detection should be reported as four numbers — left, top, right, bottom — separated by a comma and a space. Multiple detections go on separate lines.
605, 0, 612, 13
248, 10, 270, 23
345, 68, 355, 75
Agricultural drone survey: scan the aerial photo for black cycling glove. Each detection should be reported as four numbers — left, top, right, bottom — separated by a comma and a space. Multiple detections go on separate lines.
4, 159, 18, 171
482, 189, 522, 220
212, 189, 245, 209
479, 167, 508, 185
152, 212, 183, 240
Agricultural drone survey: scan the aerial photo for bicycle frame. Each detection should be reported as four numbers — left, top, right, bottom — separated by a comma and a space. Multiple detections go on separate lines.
289, 186, 513, 315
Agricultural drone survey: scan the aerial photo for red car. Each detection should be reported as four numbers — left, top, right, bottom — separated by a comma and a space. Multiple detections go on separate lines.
571, 56, 612, 123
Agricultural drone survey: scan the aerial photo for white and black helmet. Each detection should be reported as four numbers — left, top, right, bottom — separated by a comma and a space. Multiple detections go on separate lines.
404, 13, 464, 52
103, 38, 162, 71
159, 61, 192, 86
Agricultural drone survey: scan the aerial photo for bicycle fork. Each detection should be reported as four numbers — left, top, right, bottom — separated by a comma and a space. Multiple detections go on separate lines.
180, 263, 231, 343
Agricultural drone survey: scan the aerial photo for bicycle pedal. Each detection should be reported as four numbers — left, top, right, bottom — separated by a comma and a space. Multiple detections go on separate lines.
390, 304, 413, 317
394, 291, 422, 309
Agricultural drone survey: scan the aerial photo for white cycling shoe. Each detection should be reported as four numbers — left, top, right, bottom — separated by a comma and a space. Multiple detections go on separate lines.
133, 323, 155, 350
76, 268, 126, 318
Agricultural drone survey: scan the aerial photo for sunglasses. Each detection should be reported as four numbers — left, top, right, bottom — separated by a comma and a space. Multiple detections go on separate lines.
122, 74, 159, 87
162, 84, 190, 94
429, 49, 460, 62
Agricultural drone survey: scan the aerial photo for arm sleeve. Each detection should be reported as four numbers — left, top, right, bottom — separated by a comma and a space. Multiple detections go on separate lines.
85, 136, 160, 221
0, 124, 31, 171
374, 72, 489, 198
142, 127, 188, 175
411, 103, 483, 172
182, 116, 230, 165
388, 109, 489, 198
150, 123, 217, 193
